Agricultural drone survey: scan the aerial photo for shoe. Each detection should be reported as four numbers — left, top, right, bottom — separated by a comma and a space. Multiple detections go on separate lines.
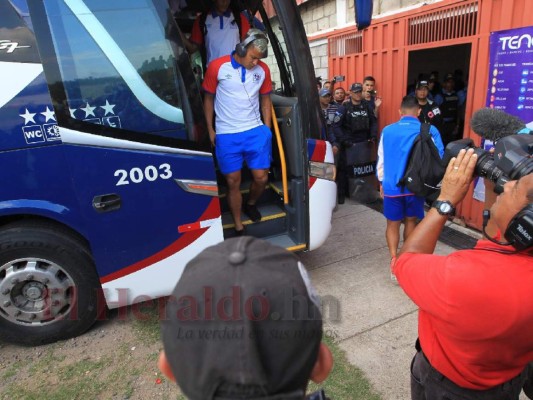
338, 195, 345, 205
234, 226, 246, 236
390, 257, 398, 283
243, 203, 262, 222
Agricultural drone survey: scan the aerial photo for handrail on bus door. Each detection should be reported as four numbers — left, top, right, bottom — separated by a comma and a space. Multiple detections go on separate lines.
271, 105, 289, 205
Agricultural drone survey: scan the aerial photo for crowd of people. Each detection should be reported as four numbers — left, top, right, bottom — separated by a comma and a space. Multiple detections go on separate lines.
163, 2, 532, 398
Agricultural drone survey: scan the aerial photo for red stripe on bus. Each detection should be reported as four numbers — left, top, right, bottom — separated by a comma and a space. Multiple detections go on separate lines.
100, 198, 221, 284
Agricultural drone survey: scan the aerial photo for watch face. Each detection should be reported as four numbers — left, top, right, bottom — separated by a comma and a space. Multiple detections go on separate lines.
440, 203, 452, 213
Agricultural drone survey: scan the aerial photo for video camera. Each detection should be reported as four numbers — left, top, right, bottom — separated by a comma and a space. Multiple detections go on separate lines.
444, 134, 533, 194
367, 89, 377, 96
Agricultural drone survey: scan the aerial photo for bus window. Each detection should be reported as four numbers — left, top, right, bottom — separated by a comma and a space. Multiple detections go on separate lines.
40, 0, 193, 143
0, 0, 38, 63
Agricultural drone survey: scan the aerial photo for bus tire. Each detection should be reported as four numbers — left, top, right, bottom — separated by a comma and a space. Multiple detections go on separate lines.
0, 222, 101, 346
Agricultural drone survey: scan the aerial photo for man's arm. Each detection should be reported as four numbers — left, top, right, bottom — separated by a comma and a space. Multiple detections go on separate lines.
399, 148, 478, 255
203, 93, 216, 146
260, 94, 272, 129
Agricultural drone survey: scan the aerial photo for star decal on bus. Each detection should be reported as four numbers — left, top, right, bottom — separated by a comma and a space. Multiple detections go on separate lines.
19, 108, 36, 125
81, 102, 96, 118
41, 106, 56, 122
100, 100, 116, 116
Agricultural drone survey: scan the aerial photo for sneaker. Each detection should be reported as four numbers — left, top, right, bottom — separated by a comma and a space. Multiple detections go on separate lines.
243, 203, 262, 222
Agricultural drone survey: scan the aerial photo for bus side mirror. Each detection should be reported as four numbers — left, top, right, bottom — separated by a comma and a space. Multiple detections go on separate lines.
354, 0, 373, 30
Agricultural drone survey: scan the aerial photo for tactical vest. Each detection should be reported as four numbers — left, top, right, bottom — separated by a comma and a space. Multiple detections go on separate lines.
343, 101, 371, 140
439, 92, 458, 121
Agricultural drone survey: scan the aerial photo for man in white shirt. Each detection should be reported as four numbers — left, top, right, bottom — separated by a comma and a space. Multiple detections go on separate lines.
202, 29, 272, 235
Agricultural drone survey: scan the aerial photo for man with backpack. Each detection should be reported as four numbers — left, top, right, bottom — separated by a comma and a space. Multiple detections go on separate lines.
183, 0, 251, 67
376, 96, 444, 281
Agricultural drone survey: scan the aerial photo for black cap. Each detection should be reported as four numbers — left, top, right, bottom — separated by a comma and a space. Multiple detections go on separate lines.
416, 80, 429, 89
160, 237, 323, 400
349, 83, 363, 93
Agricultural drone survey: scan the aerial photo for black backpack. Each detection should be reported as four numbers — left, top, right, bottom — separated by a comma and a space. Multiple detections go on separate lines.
397, 123, 445, 197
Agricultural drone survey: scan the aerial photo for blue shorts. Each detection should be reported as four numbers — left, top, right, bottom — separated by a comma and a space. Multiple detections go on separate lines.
383, 195, 425, 221
215, 125, 272, 175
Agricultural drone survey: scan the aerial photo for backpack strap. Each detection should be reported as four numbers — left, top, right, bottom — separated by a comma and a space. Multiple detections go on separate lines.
420, 122, 431, 137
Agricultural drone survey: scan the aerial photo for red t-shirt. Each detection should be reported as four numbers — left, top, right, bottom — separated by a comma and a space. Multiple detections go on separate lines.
395, 240, 533, 389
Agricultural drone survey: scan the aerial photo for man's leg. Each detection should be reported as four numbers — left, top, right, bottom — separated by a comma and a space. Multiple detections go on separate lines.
248, 168, 269, 205
403, 216, 418, 241
225, 170, 244, 231
386, 219, 402, 259
243, 168, 269, 222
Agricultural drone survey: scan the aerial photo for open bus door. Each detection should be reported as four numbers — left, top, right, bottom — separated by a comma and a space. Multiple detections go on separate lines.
0, 0, 337, 345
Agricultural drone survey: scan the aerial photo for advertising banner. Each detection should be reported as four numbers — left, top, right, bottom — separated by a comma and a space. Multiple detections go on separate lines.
473, 25, 533, 201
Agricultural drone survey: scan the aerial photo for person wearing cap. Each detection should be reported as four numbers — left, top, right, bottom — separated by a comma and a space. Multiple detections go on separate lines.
182, 0, 251, 67
415, 80, 443, 133
336, 82, 378, 203
202, 29, 272, 236
319, 88, 344, 156
434, 73, 460, 146
376, 96, 444, 280
158, 237, 334, 400
362, 76, 382, 118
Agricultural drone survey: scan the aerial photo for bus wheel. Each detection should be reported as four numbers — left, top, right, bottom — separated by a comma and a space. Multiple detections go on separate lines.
0, 222, 101, 346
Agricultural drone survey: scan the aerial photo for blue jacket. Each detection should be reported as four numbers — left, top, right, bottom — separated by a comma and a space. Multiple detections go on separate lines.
377, 116, 444, 196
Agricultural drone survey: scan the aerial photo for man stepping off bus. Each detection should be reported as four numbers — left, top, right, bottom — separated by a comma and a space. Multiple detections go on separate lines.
202, 29, 273, 236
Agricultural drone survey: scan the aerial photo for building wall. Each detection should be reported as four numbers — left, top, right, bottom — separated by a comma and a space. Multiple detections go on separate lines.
294, 0, 446, 82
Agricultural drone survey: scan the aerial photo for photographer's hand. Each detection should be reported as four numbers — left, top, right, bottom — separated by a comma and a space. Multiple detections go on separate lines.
437, 148, 477, 206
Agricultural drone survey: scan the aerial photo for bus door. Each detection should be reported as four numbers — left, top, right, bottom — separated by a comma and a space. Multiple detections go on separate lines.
31, 0, 223, 305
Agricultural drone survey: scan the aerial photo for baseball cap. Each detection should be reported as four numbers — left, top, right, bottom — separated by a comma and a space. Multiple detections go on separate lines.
444, 73, 455, 82
160, 237, 323, 400
319, 88, 331, 97
349, 83, 363, 93
416, 80, 429, 89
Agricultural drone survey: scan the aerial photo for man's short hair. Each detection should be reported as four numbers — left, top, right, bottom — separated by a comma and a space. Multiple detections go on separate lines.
161, 237, 323, 399
363, 76, 375, 83
401, 95, 420, 111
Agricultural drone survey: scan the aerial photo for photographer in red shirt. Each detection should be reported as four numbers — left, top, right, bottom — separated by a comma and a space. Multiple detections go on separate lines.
395, 148, 533, 400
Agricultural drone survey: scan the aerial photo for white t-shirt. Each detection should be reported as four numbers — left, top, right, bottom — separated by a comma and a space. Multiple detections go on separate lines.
202, 53, 272, 134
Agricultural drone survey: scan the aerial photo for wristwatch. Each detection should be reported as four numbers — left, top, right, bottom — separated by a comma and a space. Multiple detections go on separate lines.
432, 200, 456, 216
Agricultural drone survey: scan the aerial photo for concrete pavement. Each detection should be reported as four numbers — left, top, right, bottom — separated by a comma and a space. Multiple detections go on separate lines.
298, 199, 528, 400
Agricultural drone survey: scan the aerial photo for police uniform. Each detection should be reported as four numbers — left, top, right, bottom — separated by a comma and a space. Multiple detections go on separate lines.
418, 99, 443, 131
336, 97, 377, 201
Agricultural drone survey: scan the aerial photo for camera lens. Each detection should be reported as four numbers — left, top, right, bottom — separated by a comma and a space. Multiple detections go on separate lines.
474, 151, 504, 182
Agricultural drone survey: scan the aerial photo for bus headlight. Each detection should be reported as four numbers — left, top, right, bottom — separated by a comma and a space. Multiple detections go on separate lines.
309, 161, 336, 181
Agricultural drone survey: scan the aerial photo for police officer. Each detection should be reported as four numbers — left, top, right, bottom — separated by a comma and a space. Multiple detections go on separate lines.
434, 73, 460, 146
415, 80, 443, 132
319, 88, 343, 156
337, 83, 377, 203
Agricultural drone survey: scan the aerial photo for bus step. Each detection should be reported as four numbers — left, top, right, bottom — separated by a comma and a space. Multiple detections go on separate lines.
218, 183, 283, 213
222, 203, 286, 239
263, 234, 306, 252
